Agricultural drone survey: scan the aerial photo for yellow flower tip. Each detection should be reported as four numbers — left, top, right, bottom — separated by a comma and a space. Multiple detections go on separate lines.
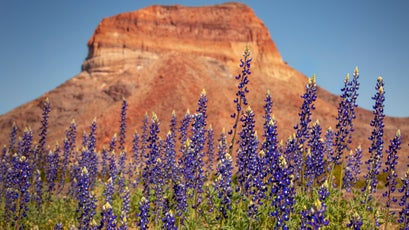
279, 140, 284, 147
345, 73, 350, 82
268, 118, 275, 126
377, 76, 383, 82
91, 219, 98, 227
156, 157, 162, 164
103, 202, 112, 210
171, 110, 176, 116
246, 106, 252, 112
259, 150, 265, 158
45, 97, 50, 103
314, 199, 322, 210
185, 138, 191, 147
396, 129, 401, 137
306, 148, 311, 156
168, 210, 174, 216
314, 120, 320, 126
20, 156, 26, 162
266, 90, 271, 96
141, 197, 147, 203
201, 88, 206, 96
309, 74, 317, 84
349, 150, 354, 156
81, 167, 88, 175
92, 117, 97, 122
107, 177, 113, 183
186, 108, 190, 115
71, 119, 76, 124
152, 112, 158, 122
225, 153, 232, 161
379, 86, 384, 94
354, 66, 359, 74
279, 155, 287, 168
222, 128, 226, 134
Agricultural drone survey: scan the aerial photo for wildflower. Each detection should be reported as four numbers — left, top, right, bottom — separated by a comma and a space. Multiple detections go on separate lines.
383, 130, 402, 209
8, 122, 18, 153
46, 144, 60, 197
399, 169, 409, 227
119, 98, 128, 152
229, 47, 252, 154
363, 76, 385, 203
162, 210, 177, 230
214, 131, 233, 219
103, 177, 114, 205
130, 131, 140, 188
120, 186, 130, 230
305, 120, 325, 188
293, 75, 317, 182
76, 167, 97, 229
100, 202, 117, 230
38, 98, 51, 165
205, 126, 215, 179
138, 197, 150, 230
334, 68, 360, 166
346, 212, 363, 229
324, 127, 335, 172
300, 198, 330, 229
343, 147, 362, 192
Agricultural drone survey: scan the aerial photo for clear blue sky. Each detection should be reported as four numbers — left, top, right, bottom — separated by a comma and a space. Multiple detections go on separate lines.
1, 1, 408, 117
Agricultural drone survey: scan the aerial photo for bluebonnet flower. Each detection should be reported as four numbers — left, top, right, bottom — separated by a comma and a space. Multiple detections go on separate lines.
46, 144, 60, 197
173, 182, 187, 222
138, 197, 150, 230
9, 122, 18, 153
343, 147, 362, 192
103, 177, 114, 205
269, 155, 295, 229
334, 68, 360, 166
38, 98, 51, 166
118, 150, 127, 194
162, 210, 177, 230
16, 154, 31, 227
33, 169, 43, 209
54, 223, 63, 230
119, 98, 128, 152
163, 130, 178, 186
76, 167, 97, 229
214, 130, 233, 219
346, 212, 363, 230
236, 106, 259, 195
300, 198, 329, 229
196, 89, 208, 124
178, 110, 191, 156
119, 186, 130, 230
363, 77, 385, 203
305, 120, 325, 189
100, 202, 117, 230
130, 131, 140, 188
19, 127, 32, 158
139, 113, 149, 173
108, 150, 118, 185
399, 168, 409, 227
205, 126, 215, 179
383, 130, 401, 209
324, 127, 335, 173
229, 47, 252, 154
261, 92, 277, 177
293, 75, 317, 182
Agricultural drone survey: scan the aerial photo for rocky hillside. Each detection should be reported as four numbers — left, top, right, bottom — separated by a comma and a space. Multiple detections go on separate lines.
0, 2, 407, 171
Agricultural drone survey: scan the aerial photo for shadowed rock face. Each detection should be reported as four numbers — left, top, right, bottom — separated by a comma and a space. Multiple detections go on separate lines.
0, 3, 408, 173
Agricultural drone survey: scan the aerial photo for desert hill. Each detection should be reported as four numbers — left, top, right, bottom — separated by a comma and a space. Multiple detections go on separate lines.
0, 2, 407, 172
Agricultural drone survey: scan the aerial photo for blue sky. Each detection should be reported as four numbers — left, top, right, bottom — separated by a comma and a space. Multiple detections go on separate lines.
1, 1, 408, 117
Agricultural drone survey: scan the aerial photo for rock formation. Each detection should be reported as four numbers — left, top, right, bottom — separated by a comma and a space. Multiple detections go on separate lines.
0, 2, 408, 172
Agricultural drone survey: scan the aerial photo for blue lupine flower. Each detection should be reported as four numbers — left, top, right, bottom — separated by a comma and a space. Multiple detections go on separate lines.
324, 127, 335, 172
306, 120, 325, 189
138, 197, 150, 230
118, 150, 127, 194
236, 106, 258, 195
300, 198, 329, 229
162, 210, 177, 230
54, 223, 63, 230
130, 131, 140, 188
103, 177, 114, 205
399, 168, 409, 227
76, 167, 97, 229
119, 98, 128, 152
163, 130, 178, 186
139, 113, 149, 174
363, 77, 385, 204
38, 98, 51, 165
46, 145, 60, 197
33, 169, 43, 209
343, 147, 362, 192
229, 47, 252, 156
205, 126, 215, 179
214, 130, 233, 219
293, 75, 317, 181
9, 122, 18, 153
173, 182, 187, 221
196, 89, 208, 124
383, 130, 401, 209
100, 202, 117, 230
334, 68, 360, 166
346, 212, 363, 230
119, 186, 130, 230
